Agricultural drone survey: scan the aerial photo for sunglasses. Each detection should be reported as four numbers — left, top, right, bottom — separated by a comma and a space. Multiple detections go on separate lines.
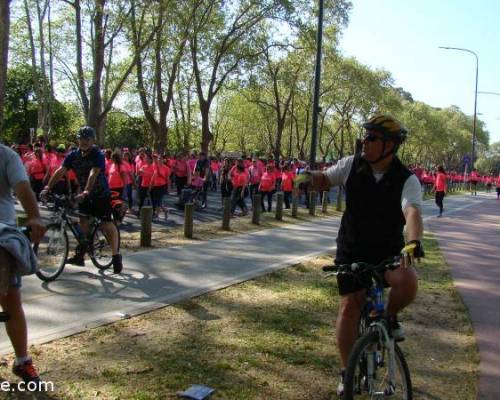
363, 133, 383, 142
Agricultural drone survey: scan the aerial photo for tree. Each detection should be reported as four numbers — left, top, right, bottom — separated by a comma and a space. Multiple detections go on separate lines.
131, 0, 195, 153
59, 0, 158, 143
0, 0, 11, 131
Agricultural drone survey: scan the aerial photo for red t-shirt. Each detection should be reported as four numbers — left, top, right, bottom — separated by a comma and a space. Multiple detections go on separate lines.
434, 172, 447, 192
108, 163, 124, 189
140, 164, 155, 187
260, 172, 276, 192
232, 169, 248, 188
175, 159, 188, 177
281, 171, 295, 192
29, 158, 46, 180
153, 164, 170, 186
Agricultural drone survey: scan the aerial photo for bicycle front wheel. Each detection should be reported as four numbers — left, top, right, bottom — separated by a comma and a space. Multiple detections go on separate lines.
343, 330, 412, 400
34, 223, 68, 282
89, 223, 121, 270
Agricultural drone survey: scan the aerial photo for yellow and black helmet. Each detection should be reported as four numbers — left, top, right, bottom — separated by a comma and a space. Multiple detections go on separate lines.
362, 115, 408, 142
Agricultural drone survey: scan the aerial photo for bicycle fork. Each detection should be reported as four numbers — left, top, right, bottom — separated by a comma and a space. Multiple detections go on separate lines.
367, 322, 397, 396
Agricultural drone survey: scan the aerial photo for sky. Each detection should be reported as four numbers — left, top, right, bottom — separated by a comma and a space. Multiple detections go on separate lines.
338, 0, 500, 145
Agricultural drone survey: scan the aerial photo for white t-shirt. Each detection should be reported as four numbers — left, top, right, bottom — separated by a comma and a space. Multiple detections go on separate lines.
0, 144, 30, 226
325, 155, 422, 212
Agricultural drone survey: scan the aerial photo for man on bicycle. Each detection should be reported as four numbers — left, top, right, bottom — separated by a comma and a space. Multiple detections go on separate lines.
0, 143, 45, 385
42, 126, 123, 274
297, 115, 424, 396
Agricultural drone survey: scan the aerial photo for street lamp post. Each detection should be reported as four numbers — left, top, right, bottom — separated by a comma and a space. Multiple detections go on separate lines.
439, 46, 478, 169
309, 0, 324, 169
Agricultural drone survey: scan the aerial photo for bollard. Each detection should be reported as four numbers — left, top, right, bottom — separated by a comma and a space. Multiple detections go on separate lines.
222, 197, 231, 230
309, 191, 316, 216
291, 194, 299, 218
275, 192, 284, 221
336, 187, 343, 212
322, 191, 328, 214
16, 214, 29, 227
140, 206, 153, 247
184, 203, 194, 238
252, 193, 262, 225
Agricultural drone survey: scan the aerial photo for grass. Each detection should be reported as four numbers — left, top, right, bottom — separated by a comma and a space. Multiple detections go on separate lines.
0, 232, 478, 399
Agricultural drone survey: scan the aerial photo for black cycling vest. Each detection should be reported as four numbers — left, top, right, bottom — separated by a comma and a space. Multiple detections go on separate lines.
335, 155, 413, 265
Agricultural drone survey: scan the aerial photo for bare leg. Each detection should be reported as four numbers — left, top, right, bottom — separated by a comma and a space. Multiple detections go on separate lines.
385, 266, 418, 316
336, 290, 365, 368
1, 287, 27, 358
100, 221, 119, 255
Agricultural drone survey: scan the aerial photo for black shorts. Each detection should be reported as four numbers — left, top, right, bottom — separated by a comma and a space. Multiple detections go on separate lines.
336, 270, 390, 296
78, 195, 113, 222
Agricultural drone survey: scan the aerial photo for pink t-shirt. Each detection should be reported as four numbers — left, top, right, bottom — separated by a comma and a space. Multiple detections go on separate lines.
153, 164, 170, 186
260, 172, 276, 192
108, 163, 124, 189
281, 171, 295, 192
248, 165, 262, 185
121, 161, 133, 185
191, 175, 204, 189
434, 172, 447, 192
140, 164, 155, 187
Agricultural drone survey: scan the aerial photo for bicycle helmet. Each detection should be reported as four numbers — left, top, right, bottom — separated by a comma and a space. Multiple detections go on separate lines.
362, 115, 408, 163
76, 126, 96, 140
363, 115, 408, 144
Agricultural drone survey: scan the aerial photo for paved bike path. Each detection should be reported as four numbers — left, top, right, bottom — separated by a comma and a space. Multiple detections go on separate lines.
427, 196, 500, 400
0, 194, 489, 357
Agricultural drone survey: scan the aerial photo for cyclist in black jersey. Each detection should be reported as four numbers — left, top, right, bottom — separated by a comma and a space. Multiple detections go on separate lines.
42, 126, 123, 274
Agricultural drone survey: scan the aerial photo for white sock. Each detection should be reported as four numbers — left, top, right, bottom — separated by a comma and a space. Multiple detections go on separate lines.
15, 356, 31, 366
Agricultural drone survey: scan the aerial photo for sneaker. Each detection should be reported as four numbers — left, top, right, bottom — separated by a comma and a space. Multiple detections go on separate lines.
112, 254, 123, 274
336, 369, 345, 397
66, 254, 85, 266
389, 316, 405, 342
12, 358, 41, 386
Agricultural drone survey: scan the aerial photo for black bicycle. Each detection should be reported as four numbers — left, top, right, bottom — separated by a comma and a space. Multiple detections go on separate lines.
324, 244, 417, 400
34, 194, 121, 282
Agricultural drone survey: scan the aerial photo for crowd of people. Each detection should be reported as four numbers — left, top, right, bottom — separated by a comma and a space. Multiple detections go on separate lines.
13, 137, 335, 219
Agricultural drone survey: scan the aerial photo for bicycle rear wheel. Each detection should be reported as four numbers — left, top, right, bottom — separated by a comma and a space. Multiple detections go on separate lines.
343, 330, 412, 400
89, 223, 121, 270
34, 223, 68, 282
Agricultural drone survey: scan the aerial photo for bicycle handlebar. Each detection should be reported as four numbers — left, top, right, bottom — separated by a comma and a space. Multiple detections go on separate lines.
322, 256, 401, 276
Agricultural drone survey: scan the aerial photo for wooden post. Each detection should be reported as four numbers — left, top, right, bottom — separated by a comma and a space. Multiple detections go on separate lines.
336, 187, 343, 212
184, 203, 194, 238
275, 192, 284, 220
252, 193, 261, 225
222, 197, 231, 230
322, 191, 328, 214
309, 191, 316, 216
140, 206, 153, 247
291, 194, 299, 218
16, 214, 28, 227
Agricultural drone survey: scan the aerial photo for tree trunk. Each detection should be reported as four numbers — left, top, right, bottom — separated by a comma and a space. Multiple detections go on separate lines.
200, 101, 211, 153
0, 0, 10, 131
87, 0, 106, 143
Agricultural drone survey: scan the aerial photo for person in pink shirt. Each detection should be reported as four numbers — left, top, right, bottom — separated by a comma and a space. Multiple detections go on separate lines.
210, 157, 220, 191
495, 176, 500, 200
138, 152, 154, 211
44, 144, 69, 195
122, 151, 135, 209
470, 168, 479, 196
28, 148, 46, 200
151, 154, 170, 218
230, 159, 249, 216
432, 166, 447, 217
281, 164, 295, 209
248, 159, 263, 201
174, 152, 190, 196
108, 151, 126, 198
259, 164, 277, 212
485, 174, 493, 193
